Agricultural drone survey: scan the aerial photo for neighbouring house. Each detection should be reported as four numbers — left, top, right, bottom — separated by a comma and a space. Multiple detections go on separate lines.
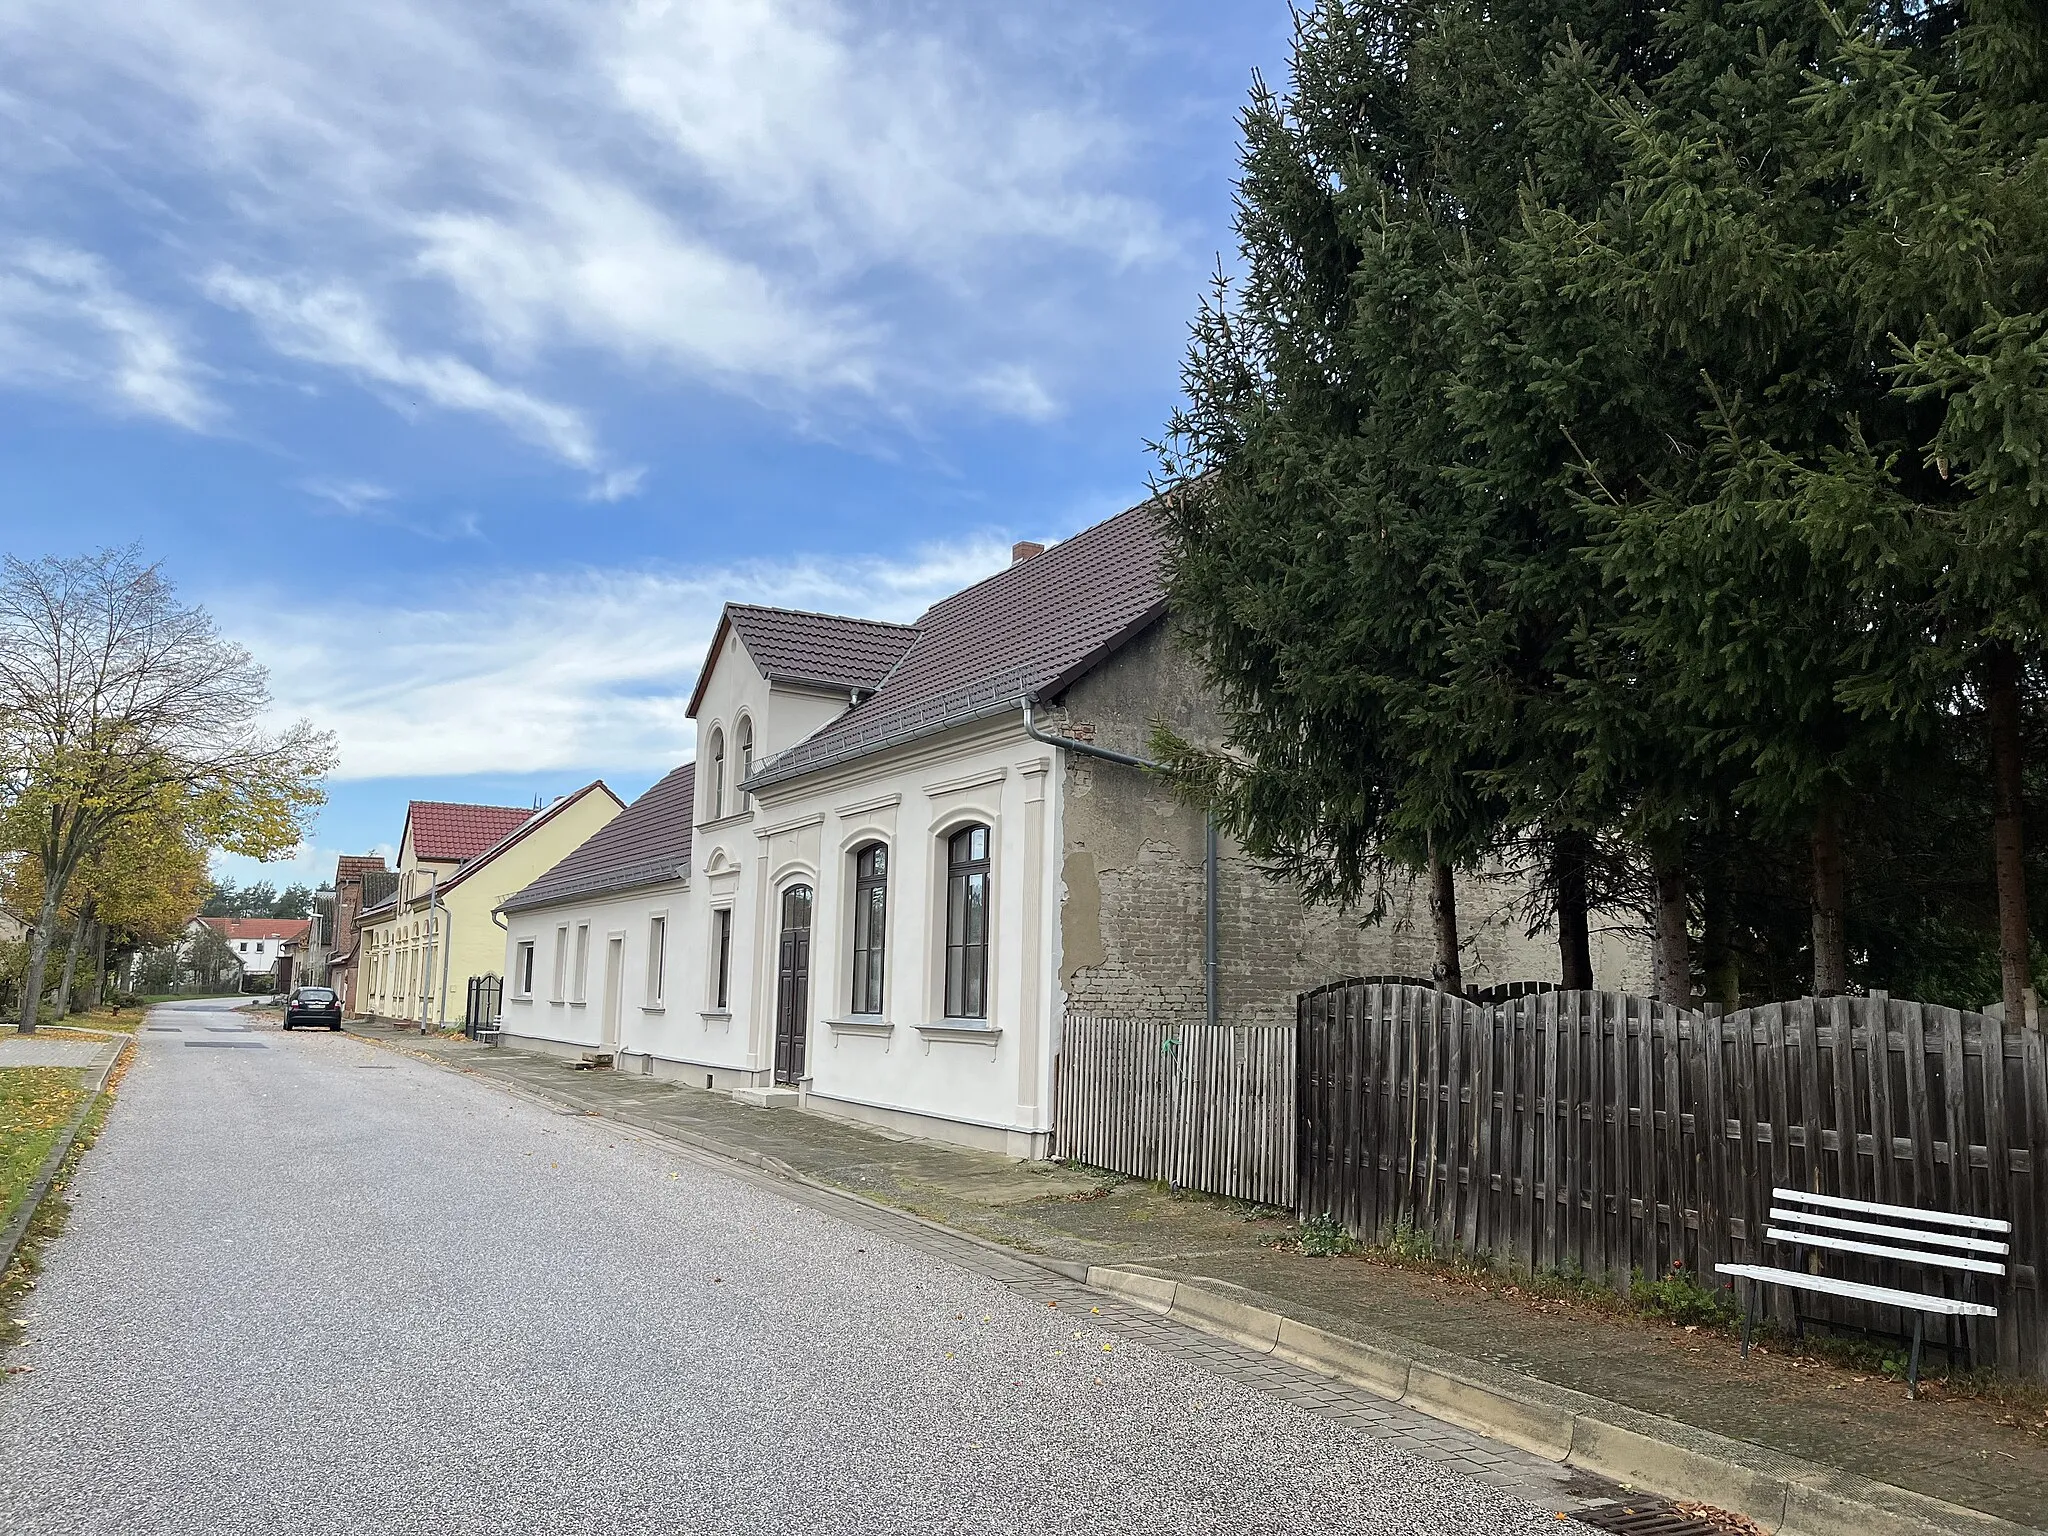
323, 853, 392, 1013
354, 789, 624, 1028
196, 916, 313, 988
497, 496, 1652, 1157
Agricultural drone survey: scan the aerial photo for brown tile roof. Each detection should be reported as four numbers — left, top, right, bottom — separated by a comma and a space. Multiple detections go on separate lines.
747, 495, 1169, 789
404, 801, 537, 863
201, 917, 312, 944
686, 605, 916, 717
334, 854, 388, 883
499, 765, 696, 914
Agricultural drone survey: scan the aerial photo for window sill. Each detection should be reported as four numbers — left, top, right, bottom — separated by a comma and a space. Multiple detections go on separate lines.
826, 1018, 894, 1045
700, 1009, 733, 1024
914, 1021, 1003, 1056
639, 1004, 666, 1014
508, 996, 533, 1005
568, 1000, 587, 1008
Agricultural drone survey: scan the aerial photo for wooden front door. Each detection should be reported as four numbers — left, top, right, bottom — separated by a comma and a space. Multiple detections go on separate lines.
601, 936, 624, 1052
774, 884, 813, 1085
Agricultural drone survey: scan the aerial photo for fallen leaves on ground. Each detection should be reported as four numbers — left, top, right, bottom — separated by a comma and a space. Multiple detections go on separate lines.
1, 1068, 91, 1223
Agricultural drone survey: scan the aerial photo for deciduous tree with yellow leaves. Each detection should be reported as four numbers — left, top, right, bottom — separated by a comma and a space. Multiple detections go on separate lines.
0, 548, 334, 1032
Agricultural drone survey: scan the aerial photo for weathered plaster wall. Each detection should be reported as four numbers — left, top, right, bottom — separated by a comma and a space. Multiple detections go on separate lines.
1054, 620, 1649, 1026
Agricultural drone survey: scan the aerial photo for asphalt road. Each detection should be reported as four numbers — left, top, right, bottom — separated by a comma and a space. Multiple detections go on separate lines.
1, 1001, 1573, 1535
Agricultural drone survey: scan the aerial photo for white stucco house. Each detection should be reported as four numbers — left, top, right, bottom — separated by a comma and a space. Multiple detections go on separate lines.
497, 495, 1649, 1158
194, 916, 312, 985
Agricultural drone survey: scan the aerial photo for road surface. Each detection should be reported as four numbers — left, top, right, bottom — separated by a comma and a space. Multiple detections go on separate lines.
1, 1000, 1577, 1534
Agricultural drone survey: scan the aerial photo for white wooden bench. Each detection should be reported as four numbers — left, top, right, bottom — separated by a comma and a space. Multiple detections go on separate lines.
1716, 1188, 2010, 1396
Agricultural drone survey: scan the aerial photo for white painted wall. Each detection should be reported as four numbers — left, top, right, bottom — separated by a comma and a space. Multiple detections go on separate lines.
501, 672, 1068, 1157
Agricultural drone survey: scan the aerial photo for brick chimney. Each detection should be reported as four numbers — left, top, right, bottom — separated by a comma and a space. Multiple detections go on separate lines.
1011, 540, 1045, 565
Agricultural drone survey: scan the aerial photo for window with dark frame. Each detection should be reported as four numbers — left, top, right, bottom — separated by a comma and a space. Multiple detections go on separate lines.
943, 824, 989, 1019
647, 915, 666, 1003
708, 728, 726, 819
517, 941, 535, 996
737, 717, 754, 809
713, 908, 732, 1010
850, 843, 887, 1014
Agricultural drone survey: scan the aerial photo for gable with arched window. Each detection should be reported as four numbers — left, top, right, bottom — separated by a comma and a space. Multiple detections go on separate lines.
943, 824, 989, 1019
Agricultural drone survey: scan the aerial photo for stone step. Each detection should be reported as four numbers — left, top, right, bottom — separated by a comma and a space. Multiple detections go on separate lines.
730, 1086, 799, 1109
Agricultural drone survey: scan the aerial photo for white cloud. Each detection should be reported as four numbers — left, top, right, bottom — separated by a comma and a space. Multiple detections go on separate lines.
208, 268, 602, 469
301, 478, 394, 515
0, 243, 218, 429
226, 534, 1016, 780
0, 0, 1177, 459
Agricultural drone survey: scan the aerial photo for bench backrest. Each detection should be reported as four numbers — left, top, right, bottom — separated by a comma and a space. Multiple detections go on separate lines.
1767, 1188, 2011, 1279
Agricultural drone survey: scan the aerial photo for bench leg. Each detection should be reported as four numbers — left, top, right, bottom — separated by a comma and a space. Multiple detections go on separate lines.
1907, 1314, 1924, 1400
1740, 1281, 1756, 1360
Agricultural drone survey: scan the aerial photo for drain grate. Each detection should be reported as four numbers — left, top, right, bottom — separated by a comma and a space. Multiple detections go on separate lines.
184, 1040, 266, 1049
1575, 1502, 1729, 1536
144, 1026, 181, 1033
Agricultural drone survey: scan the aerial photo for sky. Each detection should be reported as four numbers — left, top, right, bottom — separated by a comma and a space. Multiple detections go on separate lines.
0, 0, 1289, 892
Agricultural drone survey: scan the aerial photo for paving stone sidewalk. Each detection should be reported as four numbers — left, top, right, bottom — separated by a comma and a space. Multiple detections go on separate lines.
0, 1038, 106, 1067
349, 1022, 2047, 1531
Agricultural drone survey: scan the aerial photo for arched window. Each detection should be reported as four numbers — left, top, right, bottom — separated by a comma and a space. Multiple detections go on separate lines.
707, 728, 726, 819
850, 843, 888, 1015
736, 716, 754, 810
943, 824, 989, 1019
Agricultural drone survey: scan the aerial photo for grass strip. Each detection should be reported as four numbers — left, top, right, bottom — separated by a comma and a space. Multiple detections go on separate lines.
0, 1068, 90, 1230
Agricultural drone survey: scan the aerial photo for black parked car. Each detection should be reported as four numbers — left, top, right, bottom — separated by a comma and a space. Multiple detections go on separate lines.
283, 986, 343, 1031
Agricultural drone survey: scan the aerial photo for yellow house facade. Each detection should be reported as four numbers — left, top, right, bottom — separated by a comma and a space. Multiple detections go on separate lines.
356, 784, 624, 1027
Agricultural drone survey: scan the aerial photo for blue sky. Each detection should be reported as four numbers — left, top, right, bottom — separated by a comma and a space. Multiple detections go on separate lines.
0, 0, 1288, 891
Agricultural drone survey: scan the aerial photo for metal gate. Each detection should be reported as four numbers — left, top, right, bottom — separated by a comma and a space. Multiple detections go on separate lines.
463, 973, 502, 1039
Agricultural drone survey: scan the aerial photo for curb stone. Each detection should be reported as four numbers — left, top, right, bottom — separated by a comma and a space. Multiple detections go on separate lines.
0, 1035, 127, 1283
344, 1028, 2041, 1536
1086, 1267, 2044, 1536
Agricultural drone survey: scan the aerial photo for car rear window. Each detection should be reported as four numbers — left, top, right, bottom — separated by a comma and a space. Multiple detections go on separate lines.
297, 989, 336, 1003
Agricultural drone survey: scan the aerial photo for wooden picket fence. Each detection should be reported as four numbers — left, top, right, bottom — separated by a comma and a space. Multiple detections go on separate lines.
1296, 982, 2048, 1382
1054, 1015, 1294, 1207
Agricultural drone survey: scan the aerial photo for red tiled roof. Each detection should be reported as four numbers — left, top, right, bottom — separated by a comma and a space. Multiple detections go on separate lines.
747, 495, 1169, 788
686, 605, 916, 718
404, 801, 537, 863
437, 781, 623, 898
201, 917, 312, 943
500, 766, 695, 914
334, 854, 388, 882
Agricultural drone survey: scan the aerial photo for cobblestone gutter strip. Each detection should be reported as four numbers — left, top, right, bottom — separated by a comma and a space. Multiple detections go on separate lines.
1088, 1267, 2041, 1536
0, 1037, 126, 1282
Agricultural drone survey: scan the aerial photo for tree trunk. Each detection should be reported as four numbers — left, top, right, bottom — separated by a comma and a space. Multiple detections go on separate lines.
1811, 799, 1849, 997
1429, 851, 1463, 995
90, 920, 109, 1009
16, 880, 63, 1034
1554, 830, 1593, 990
1701, 848, 1740, 1014
1988, 642, 2034, 1025
1652, 845, 1690, 1004
53, 911, 87, 1018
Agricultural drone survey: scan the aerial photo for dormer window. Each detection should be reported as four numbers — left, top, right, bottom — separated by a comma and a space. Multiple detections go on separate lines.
708, 728, 726, 819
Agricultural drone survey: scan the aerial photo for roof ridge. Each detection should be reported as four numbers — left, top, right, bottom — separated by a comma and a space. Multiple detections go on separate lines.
906, 492, 1169, 627
725, 601, 919, 632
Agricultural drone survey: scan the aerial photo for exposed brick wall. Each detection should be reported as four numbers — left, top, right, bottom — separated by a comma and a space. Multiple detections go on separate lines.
1054, 620, 1650, 1026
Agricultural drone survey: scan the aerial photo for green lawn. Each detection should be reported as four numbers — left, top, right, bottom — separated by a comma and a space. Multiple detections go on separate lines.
0, 1067, 89, 1229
